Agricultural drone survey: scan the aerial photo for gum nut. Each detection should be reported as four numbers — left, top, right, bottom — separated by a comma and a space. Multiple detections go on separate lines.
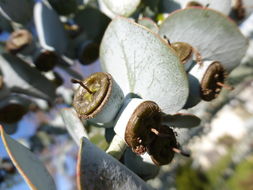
73, 72, 111, 119
199, 61, 226, 101
171, 42, 193, 63
148, 126, 177, 166
124, 101, 161, 155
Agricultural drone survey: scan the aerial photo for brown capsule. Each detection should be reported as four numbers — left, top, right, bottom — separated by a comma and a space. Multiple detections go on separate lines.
72, 72, 111, 119
171, 42, 193, 63
124, 101, 161, 155
6, 29, 33, 54
200, 61, 226, 101
148, 125, 177, 166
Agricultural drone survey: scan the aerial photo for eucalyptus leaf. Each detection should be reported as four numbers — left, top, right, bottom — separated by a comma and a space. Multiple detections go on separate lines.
60, 108, 89, 145
162, 113, 201, 128
34, 1, 68, 54
0, 125, 56, 190
0, 0, 34, 24
97, 0, 116, 19
100, 17, 189, 113
124, 148, 160, 180
138, 17, 159, 33
159, 7, 248, 72
172, 0, 231, 15
0, 53, 57, 102
102, 0, 141, 17
77, 137, 152, 190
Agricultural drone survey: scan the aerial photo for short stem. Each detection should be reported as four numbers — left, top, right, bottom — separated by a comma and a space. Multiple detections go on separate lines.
216, 82, 234, 90
163, 35, 171, 45
71, 78, 93, 94
106, 135, 127, 160
150, 128, 170, 137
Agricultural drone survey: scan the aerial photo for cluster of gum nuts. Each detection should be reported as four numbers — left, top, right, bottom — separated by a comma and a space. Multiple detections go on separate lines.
71, 71, 199, 179
71, 37, 233, 179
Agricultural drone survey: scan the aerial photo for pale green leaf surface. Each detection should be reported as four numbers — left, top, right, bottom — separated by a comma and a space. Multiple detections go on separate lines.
100, 17, 189, 113
174, 0, 231, 15
60, 108, 89, 145
102, 0, 141, 17
159, 8, 248, 72
138, 17, 159, 33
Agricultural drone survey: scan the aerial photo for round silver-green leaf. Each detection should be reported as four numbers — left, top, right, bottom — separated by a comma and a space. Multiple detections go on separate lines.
159, 7, 248, 72
100, 17, 189, 113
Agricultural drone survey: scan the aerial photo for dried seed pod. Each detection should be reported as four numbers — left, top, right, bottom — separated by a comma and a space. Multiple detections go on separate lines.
184, 60, 227, 108
171, 41, 195, 71
6, 29, 33, 54
114, 98, 161, 155
107, 98, 196, 163
72, 72, 124, 126
148, 125, 177, 166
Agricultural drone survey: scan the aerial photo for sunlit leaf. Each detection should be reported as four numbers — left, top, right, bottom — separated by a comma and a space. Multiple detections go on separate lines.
169, 0, 231, 15
0, 125, 56, 190
138, 17, 159, 33
159, 7, 248, 72
60, 108, 89, 145
77, 137, 152, 190
100, 17, 189, 113
101, 0, 141, 17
